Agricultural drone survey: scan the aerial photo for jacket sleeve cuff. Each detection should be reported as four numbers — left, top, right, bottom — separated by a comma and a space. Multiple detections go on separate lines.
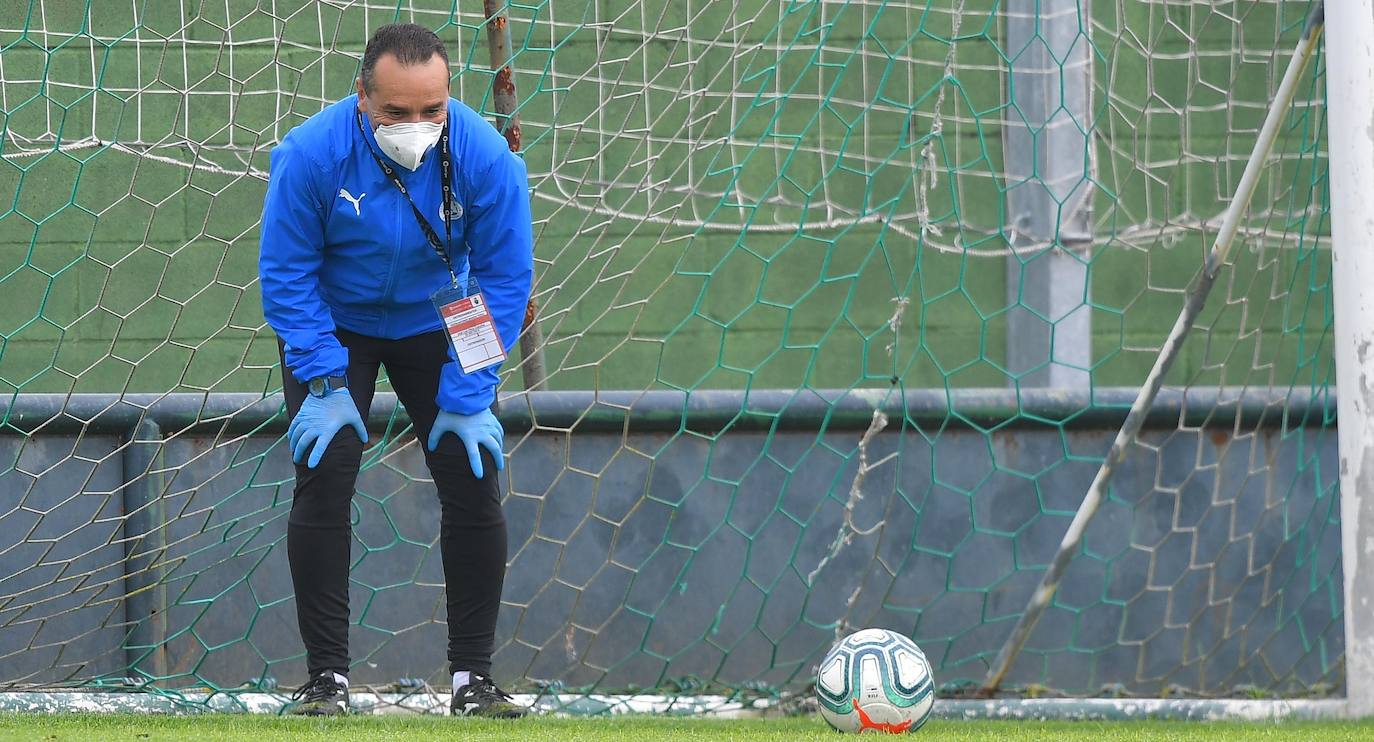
286, 344, 350, 384
437, 361, 497, 415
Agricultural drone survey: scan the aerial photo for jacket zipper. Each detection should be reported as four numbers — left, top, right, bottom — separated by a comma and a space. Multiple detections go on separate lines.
379, 173, 404, 335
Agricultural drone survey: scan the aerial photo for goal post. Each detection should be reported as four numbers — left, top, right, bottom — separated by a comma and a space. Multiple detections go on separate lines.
1324, 0, 1374, 719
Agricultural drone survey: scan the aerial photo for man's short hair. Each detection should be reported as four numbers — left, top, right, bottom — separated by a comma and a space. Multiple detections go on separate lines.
359, 23, 449, 93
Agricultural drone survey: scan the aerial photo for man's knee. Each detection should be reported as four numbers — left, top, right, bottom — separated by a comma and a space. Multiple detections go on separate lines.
290, 431, 364, 525
427, 450, 505, 525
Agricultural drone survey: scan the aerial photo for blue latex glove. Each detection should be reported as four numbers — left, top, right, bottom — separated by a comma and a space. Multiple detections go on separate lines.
287, 389, 368, 469
428, 408, 505, 479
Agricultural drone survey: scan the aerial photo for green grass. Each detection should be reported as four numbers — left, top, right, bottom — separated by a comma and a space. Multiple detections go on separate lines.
3, 715, 1374, 741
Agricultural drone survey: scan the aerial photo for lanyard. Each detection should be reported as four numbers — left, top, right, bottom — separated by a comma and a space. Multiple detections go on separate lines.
355, 109, 458, 283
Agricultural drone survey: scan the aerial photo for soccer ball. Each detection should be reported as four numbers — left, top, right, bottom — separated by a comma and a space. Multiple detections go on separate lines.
814, 628, 935, 733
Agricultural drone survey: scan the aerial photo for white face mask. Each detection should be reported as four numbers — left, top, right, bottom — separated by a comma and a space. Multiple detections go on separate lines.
373, 120, 444, 171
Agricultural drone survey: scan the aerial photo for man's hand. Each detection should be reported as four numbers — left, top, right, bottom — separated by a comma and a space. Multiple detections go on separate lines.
428, 409, 505, 479
288, 389, 368, 468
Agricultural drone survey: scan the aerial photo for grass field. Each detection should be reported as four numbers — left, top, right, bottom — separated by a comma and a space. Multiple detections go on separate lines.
3, 715, 1374, 741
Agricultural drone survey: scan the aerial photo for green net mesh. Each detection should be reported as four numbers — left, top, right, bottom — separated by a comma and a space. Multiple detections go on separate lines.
0, 0, 1336, 709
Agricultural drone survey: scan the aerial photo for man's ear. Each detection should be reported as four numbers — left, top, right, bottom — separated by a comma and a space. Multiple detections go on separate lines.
355, 77, 367, 111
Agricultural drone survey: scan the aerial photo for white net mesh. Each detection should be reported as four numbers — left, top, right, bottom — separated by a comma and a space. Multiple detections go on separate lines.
0, 0, 1337, 704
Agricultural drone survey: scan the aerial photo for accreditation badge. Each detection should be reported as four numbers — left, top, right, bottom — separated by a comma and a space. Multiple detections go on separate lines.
430, 283, 506, 374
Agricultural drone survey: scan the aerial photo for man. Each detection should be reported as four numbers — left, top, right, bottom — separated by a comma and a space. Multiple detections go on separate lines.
258, 23, 532, 717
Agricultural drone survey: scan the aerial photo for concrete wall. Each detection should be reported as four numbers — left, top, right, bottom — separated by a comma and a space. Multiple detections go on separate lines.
0, 389, 1343, 696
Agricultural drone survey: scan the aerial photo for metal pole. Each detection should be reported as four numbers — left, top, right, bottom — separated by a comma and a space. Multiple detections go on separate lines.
481, 0, 548, 391
0, 387, 1327, 435
1004, 0, 1093, 390
1323, 0, 1374, 718
121, 418, 168, 682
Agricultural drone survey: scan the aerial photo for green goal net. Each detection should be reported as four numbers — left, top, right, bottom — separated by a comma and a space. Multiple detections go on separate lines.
0, 0, 1336, 710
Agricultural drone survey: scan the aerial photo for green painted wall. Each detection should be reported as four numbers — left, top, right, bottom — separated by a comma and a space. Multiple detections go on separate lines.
0, 0, 1330, 399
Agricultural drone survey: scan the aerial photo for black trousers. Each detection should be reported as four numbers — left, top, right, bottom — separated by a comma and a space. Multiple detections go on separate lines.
280, 328, 506, 678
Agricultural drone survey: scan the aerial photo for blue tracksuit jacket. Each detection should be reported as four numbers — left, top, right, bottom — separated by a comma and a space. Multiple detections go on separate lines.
259, 94, 533, 416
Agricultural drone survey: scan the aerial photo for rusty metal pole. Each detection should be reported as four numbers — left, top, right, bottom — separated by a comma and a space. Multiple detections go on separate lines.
481, 0, 548, 391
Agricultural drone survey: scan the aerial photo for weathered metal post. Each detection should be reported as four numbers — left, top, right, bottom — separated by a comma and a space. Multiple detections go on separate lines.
482, 0, 548, 391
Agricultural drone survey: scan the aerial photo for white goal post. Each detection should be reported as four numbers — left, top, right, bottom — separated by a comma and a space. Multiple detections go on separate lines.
1326, 0, 1374, 720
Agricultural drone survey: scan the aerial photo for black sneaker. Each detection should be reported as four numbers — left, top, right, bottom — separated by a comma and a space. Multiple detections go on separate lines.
288, 672, 349, 716
450, 674, 528, 718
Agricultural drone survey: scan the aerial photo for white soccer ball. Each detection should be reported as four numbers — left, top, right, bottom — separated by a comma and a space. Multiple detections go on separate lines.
814, 628, 935, 734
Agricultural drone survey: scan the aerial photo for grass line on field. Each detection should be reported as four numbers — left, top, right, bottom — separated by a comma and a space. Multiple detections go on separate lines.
4, 715, 1374, 742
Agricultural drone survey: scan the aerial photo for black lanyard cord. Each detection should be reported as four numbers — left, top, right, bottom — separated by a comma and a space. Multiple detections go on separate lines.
355, 109, 458, 282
